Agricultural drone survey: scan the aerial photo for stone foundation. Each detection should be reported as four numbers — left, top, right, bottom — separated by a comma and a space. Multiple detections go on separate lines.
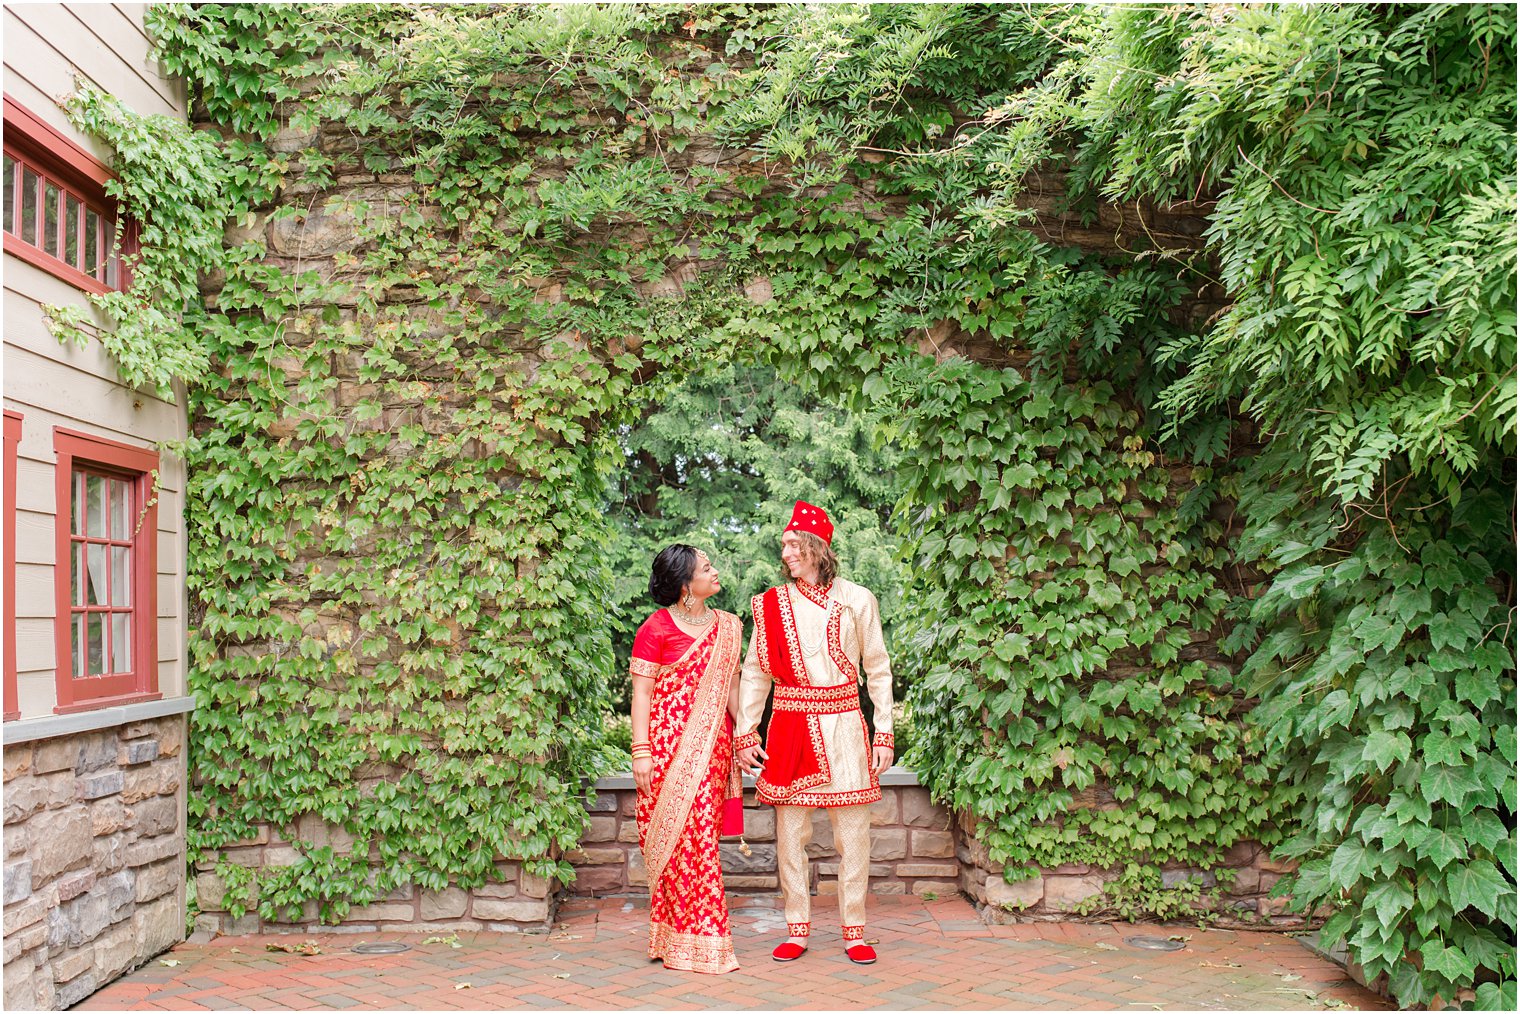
190, 852, 556, 937
569, 769, 959, 899
2, 714, 188, 1010
954, 811, 1305, 930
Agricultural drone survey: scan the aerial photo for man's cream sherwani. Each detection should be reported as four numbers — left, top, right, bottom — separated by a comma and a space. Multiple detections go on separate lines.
736, 577, 894, 807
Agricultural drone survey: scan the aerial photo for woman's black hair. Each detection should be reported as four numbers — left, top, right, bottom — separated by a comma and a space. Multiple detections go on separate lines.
650, 544, 699, 607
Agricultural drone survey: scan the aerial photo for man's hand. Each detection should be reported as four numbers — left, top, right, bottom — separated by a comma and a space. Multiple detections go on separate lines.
737, 743, 767, 777
871, 746, 894, 777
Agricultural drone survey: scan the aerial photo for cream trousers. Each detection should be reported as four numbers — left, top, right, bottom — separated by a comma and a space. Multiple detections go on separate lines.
774, 803, 872, 934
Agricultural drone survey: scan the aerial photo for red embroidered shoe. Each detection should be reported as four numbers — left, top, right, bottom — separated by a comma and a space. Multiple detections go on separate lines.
772, 941, 808, 962
845, 942, 877, 964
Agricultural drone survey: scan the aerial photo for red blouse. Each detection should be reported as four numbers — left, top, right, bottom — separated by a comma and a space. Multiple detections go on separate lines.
631, 609, 696, 674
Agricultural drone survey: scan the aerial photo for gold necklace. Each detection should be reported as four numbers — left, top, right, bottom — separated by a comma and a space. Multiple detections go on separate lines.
671, 603, 715, 629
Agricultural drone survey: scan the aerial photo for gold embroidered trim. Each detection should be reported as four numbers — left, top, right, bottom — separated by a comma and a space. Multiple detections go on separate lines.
787, 921, 811, 937
794, 578, 833, 609
772, 682, 861, 714
768, 784, 884, 807
734, 731, 761, 751
826, 602, 860, 683
842, 925, 865, 941
630, 657, 661, 679
643, 613, 741, 893
872, 732, 894, 749
649, 922, 739, 975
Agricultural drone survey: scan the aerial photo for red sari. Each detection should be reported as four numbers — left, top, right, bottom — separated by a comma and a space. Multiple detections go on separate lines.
631, 609, 742, 974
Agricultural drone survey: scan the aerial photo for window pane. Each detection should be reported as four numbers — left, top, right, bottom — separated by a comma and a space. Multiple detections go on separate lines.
86, 543, 107, 605
86, 613, 105, 677
106, 251, 119, 289
71, 541, 84, 606
112, 546, 132, 607
110, 478, 131, 538
65, 194, 81, 267
21, 167, 38, 244
99, 217, 118, 284
73, 616, 85, 678
3, 154, 13, 234
43, 183, 59, 256
86, 474, 106, 537
72, 472, 82, 535
84, 208, 98, 274
111, 613, 132, 674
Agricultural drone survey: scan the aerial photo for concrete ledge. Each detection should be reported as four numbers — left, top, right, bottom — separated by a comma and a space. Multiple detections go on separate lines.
2, 694, 196, 745
594, 765, 920, 791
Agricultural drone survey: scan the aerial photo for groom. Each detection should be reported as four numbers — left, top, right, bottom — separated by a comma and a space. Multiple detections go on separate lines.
734, 500, 895, 965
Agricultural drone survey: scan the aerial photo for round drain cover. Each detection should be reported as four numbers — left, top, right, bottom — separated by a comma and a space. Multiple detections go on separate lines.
1124, 935, 1186, 951
352, 941, 411, 954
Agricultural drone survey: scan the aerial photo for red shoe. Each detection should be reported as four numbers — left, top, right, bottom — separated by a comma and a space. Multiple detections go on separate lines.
772, 940, 808, 961
845, 942, 877, 964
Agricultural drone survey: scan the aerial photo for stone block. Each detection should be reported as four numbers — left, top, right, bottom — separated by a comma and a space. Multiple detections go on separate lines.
743, 275, 773, 304
1259, 854, 1297, 874
1043, 875, 1106, 912
901, 788, 950, 829
62, 891, 113, 946
349, 901, 415, 922
583, 816, 617, 843
3, 897, 45, 935
3, 859, 32, 904
30, 807, 92, 882
617, 820, 640, 843
805, 813, 834, 858
135, 859, 180, 903
262, 846, 300, 867
869, 881, 906, 895
3, 958, 40, 1011
52, 944, 96, 983
1220, 840, 1259, 867
125, 835, 180, 868
130, 796, 180, 837
2, 744, 31, 781
519, 872, 551, 899
295, 813, 354, 853
565, 847, 623, 865
816, 879, 837, 896
56, 972, 98, 1009
472, 898, 549, 924
620, 794, 638, 818
420, 888, 467, 921
911, 830, 955, 858
132, 895, 183, 963
741, 807, 775, 841
817, 862, 892, 878
896, 863, 959, 878
55, 868, 97, 902
93, 833, 129, 873
100, 869, 136, 919
32, 740, 76, 775
2, 777, 49, 824
986, 876, 1043, 910
912, 881, 957, 897
120, 740, 160, 766
720, 843, 775, 874
94, 921, 136, 982
384, 883, 414, 902
269, 206, 360, 258
120, 720, 160, 740
196, 872, 227, 911
1230, 868, 1261, 894
4, 825, 27, 857
627, 848, 647, 888
869, 829, 907, 861
1161, 868, 1216, 889
473, 880, 518, 900
3, 914, 45, 964
869, 795, 900, 826
585, 792, 618, 813
723, 875, 778, 889
91, 799, 131, 837
78, 732, 118, 772
157, 720, 185, 758
568, 866, 623, 893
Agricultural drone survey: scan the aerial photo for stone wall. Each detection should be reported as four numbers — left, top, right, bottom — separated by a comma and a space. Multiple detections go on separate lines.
2, 715, 188, 1010
955, 811, 1304, 930
191, 846, 556, 937
568, 770, 960, 900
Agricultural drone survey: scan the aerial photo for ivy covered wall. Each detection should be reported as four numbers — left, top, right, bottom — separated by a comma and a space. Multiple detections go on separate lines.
62, 4, 1513, 1007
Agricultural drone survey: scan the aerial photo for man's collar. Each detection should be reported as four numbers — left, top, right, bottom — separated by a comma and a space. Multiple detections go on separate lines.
793, 577, 833, 609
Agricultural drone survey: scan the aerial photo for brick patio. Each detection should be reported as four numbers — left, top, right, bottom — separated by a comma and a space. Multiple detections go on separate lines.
76, 894, 1391, 1010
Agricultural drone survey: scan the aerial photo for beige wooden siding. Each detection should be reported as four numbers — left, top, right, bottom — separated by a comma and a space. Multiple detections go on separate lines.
3, 5, 188, 721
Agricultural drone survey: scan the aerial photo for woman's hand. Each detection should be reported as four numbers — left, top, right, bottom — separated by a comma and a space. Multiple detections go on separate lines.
633, 756, 654, 796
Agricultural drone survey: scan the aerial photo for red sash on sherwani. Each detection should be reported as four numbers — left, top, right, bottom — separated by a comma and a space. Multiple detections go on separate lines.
754, 586, 845, 802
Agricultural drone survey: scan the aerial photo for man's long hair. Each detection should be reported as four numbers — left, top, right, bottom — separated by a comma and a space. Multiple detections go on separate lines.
784, 531, 838, 585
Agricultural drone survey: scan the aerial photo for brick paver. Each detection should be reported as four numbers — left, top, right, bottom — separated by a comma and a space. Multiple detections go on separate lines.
77, 895, 1392, 1011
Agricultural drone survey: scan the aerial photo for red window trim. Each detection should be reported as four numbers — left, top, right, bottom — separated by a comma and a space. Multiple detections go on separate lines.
4, 410, 21, 721
52, 426, 159, 713
3, 94, 136, 293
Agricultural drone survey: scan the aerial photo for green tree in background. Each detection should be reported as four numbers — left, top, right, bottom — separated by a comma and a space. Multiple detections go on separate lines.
602, 359, 909, 712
